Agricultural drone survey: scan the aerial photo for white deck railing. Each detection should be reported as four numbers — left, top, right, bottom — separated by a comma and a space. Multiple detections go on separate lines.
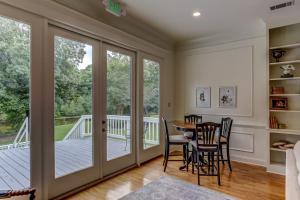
0, 117, 29, 150
0, 115, 159, 150
63, 115, 160, 145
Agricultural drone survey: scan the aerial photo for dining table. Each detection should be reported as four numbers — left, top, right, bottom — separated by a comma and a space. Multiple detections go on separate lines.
172, 120, 197, 170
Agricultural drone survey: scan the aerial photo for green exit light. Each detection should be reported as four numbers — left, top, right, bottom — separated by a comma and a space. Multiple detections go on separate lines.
103, 0, 126, 17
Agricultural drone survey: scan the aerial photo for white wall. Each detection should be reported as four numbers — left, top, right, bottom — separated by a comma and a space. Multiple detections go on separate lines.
175, 36, 269, 166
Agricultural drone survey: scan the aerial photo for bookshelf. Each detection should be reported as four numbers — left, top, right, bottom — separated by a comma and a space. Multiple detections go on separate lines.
268, 23, 300, 175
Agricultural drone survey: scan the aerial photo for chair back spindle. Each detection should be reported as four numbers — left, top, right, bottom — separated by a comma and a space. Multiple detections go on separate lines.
196, 122, 220, 147
184, 114, 202, 124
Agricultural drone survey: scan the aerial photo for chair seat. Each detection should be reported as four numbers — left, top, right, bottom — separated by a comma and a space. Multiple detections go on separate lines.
189, 140, 218, 151
183, 131, 194, 139
216, 136, 227, 144
169, 135, 189, 144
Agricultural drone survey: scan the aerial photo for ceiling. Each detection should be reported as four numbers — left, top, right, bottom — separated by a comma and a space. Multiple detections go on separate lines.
54, 0, 300, 49
120, 0, 300, 42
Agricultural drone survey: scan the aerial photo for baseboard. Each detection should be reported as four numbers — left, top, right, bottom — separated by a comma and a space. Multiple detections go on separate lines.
231, 155, 267, 167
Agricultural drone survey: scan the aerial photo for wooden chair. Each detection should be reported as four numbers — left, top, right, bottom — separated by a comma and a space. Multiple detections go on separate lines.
0, 188, 36, 199
183, 114, 202, 139
190, 122, 221, 185
218, 117, 233, 172
162, 117, 189, 172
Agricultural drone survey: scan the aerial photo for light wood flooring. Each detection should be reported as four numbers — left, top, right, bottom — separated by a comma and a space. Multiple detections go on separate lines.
66, 156, 285, 200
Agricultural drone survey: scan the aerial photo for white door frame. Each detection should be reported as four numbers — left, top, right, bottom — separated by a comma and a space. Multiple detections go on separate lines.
0, 4, 45, 199
137, 52, 163, 164
45, 25, 102, 199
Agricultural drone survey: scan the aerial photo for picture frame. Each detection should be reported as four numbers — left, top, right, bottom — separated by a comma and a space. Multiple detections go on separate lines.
270, 97, 288, 110
196, 87, 211, 108
219, 86, 237, 108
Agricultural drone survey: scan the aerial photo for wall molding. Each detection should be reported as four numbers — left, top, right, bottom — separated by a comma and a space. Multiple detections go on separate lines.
182, 45, 254, 117
230, 131, 254, 153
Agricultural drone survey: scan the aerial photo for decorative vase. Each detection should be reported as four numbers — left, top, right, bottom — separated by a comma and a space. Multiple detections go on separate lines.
271, 49, 285, 62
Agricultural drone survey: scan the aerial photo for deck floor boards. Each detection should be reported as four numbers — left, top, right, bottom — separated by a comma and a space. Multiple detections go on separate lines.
0, 138, 130, 190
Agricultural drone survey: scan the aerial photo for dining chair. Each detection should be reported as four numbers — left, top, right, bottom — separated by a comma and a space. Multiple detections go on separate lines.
162, 117, 189, 172
218, 117, 233, 172
183, 114, 202, 139
190, 122, 221, 185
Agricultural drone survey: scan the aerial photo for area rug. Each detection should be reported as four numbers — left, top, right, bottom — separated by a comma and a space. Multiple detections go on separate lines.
119, 176, 237, 200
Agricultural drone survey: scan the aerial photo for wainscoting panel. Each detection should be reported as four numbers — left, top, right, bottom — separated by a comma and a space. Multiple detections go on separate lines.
230, 130, 254, 153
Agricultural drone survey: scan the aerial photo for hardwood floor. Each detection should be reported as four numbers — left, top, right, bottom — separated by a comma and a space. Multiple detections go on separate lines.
66, 156, 285, 200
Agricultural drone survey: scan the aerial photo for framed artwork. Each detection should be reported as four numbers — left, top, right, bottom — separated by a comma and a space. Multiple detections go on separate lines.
196, 87, 211, 108
219, 86, 237, 108
270, 97, 288, 110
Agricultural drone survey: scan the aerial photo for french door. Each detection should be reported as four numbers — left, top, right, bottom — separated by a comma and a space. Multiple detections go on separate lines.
138, 53, 163, 163
46, 26, 102, 198
102, 44, 136, 176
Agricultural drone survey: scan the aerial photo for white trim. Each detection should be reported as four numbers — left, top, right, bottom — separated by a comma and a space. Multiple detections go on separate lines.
180, 45, 254, 117
230, 131, 254, 153
231, 155, 267, 167
0, 0, 173, 56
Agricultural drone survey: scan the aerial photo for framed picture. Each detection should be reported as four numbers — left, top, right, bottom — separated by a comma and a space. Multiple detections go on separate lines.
270, 97, 288, 110
219, 86, 237, 108
196, 87, 211, 108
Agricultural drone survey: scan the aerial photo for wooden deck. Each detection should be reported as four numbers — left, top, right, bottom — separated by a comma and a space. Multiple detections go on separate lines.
0, 137, 130, 190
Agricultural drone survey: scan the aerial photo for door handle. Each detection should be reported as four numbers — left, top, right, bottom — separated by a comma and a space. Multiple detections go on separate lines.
102, 120, 106, 124
102, 128, 106, 132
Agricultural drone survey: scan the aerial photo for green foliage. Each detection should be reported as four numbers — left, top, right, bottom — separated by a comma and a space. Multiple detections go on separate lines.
0, 17, 30, 128
107, 51, 131, 115
0, 16, 160, 137
143, 59, 160, 116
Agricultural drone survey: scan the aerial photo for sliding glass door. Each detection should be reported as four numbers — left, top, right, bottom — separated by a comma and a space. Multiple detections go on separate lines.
47, 26, 101, 198
102, 44, 136, 176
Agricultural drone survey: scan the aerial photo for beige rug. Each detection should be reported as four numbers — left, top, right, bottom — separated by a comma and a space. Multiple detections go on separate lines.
119, 176, 237, 200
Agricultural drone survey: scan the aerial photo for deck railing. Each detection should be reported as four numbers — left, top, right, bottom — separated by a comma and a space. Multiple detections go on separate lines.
63, 115, 160, 145
0, 115, 160, 150
0, 117, 29, 150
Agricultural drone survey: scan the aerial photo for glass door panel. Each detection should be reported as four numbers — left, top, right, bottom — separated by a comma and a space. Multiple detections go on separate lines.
54, 36, 93, 177
103, 44, 136, 176
0, 16, 31, 190
106, 50, 132, 160
143, 59, 160, 149
48, 26, 101, 198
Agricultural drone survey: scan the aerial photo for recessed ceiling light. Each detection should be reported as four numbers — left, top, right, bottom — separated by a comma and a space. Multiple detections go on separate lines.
193, 11, 201, 17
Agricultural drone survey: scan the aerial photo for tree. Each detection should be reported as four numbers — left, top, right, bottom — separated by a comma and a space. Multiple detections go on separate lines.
0, 17, 30, 127
143, 59, 160, 117
107, 51, 131, 115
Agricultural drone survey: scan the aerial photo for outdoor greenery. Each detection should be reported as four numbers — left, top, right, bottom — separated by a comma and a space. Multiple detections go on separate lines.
0, 16, 160, 144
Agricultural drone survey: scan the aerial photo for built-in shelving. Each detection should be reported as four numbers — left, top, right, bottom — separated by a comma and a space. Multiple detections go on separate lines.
268, 23, 300, 175
269, 77, 300, 81
270, 147, 286, 152
270, 129, 300, 135
270, 109, 300, 113
269, 94, 300, 97
270, 43, 300, 50
270, 60, 300, 66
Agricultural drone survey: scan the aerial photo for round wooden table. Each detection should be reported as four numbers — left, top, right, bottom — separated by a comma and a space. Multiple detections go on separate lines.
173, 120, 196, 133
172, 120, 197, 170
